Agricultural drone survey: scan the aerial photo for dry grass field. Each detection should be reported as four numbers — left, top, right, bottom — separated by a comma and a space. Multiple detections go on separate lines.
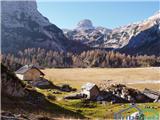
42, 67, 160, 91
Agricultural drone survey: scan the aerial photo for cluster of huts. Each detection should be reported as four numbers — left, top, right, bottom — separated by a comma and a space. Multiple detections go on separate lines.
66, 82, 160, 103
15, 65, 160, 103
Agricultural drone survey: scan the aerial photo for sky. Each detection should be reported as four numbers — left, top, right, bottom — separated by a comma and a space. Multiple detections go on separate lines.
37, 1, 159, 29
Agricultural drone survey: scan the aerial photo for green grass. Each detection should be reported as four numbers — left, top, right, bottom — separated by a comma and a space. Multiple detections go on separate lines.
36, 88, 160, 119
2, 89, 85, 119
58, 100, 160, 119
34, 77, 160, 119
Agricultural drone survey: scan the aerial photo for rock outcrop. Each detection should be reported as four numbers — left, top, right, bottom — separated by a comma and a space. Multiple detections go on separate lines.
1, 1, 89, 54
98, 83, 153, 103
1, 64, 27, 97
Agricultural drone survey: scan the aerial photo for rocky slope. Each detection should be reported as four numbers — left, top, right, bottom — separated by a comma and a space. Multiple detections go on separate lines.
120, 12, 160, 55
1, 63, 45, 100
104, 12, 159, 49
1, 64, 27, 97
1, 1, 89, 54
64, 12, 160, 55
1, 64, 85, 119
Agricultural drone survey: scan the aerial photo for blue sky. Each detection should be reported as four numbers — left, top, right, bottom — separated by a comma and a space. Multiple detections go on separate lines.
37, 1, 159, 29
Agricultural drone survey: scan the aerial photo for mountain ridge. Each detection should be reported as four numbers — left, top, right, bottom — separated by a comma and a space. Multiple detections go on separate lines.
1, 0, 160, 56
63, 12, 160, 55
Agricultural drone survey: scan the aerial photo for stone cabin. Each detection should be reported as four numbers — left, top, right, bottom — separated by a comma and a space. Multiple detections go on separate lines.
15, 65, 45, 81
81, 83, 100, 100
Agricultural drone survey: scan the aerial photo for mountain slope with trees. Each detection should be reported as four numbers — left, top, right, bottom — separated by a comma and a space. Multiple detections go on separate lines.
2, 48, 160, 69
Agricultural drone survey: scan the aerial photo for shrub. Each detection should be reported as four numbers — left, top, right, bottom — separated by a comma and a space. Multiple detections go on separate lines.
47, 93, 56, 101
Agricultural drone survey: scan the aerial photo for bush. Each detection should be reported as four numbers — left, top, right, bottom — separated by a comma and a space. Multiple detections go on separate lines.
47, 93, 56, 101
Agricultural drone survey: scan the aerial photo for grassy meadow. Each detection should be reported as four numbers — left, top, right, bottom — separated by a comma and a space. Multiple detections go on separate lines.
36, 87, 160, 119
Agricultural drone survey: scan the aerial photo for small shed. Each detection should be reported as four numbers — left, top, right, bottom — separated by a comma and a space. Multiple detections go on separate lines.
143, 88, 160, 102
15, 65, 45, 81
81, 83, 100, 100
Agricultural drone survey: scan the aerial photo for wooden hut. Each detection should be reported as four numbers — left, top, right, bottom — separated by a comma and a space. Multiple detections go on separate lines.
15, 65, 45, 81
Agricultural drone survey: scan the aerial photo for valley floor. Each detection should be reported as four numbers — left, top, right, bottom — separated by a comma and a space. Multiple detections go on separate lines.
42, 67, 160, 91
36, 67, 160, 119
3, 67, 160, 119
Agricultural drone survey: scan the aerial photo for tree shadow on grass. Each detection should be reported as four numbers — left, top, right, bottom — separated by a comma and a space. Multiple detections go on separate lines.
1, 92, 85, 119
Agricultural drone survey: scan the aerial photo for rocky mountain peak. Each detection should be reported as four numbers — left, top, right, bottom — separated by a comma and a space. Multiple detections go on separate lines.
1, 0, 37, 12
76, 19, 94, 30
1, 0, 50, 27
1, 0, 71, 53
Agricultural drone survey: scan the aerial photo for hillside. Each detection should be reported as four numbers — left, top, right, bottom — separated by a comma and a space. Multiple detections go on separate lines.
2, 48, 160, 69
1, 64, 27, 97
1, 64, 84, 119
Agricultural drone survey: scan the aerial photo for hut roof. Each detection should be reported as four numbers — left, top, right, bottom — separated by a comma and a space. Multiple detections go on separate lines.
81, 82, 97, 91
143, 88, 160, 99
143, 88, 160, 96
15, 65, 45, 75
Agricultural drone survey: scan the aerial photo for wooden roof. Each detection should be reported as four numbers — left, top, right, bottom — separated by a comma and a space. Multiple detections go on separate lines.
15, 65, 45, 75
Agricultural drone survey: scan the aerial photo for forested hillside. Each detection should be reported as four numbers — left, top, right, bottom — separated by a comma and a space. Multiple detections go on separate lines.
2, 48, 160, 70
